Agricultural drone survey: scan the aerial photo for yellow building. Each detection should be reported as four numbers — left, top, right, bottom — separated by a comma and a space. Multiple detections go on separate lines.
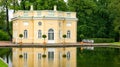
12, 6, 77, 67
12, 5, 78, 43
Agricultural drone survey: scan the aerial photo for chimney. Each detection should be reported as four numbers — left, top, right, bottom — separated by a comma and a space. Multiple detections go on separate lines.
30, 5, 33, 11
54, 5, 57, 11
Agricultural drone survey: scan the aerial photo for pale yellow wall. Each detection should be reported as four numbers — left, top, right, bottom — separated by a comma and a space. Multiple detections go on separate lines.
12, 47, 76, 67
12, 10, 77, 43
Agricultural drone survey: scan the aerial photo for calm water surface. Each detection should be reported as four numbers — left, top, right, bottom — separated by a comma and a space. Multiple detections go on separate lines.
77, 47, 120, 67
0, 47, 120, 67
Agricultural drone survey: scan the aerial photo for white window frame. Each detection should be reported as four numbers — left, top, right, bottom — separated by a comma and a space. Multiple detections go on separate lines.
38, 30, 42, 39
48, 51, 54, 61
24, 52, 28, 67
24, 30, 28, 39
67, 30, 71, 38
48, 29, 54, 40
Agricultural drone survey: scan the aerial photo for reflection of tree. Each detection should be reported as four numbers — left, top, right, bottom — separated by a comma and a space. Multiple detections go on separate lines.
0, 48, 12, 63
77, 47, 120, 67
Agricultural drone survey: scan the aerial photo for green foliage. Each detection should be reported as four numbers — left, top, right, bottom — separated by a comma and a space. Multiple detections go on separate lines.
68, 0, 115, 41
77, 47, 120, 67
62, 34, 66, 38
88, 38, 115, 43
42, 34, 47, 38
19, 54, 23, 58
62, 54, 66, 58
0, 30, 10, 41
19, 34, 23, 38
0, 11, 6, 31
80, 34, 84, 41
42, 54, 46, 58
19, 0, 67, 11
0, 48, 11, 57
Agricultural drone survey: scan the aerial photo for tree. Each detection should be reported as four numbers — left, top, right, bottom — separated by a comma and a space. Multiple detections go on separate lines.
19, 34, 23, 44
0, 11, 6, 31
0, 30, 10, 41
62, 34, 66, 43
19, 0, 67, 11
108, 0, 120, 41
0, 0, 17, 40
42, 34, 47, 44
68, 0, 114, 40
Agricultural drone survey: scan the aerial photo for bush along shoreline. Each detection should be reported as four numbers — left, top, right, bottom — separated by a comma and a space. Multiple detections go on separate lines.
86, 38, 115, 43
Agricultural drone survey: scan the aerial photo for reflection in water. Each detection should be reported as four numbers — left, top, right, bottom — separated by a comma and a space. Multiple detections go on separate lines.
1, 47, 120, 67
77, 47, 120, 67
12, 47, 76, 67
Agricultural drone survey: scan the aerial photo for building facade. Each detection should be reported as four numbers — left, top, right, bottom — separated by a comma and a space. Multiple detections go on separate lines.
12, 6, 78, 43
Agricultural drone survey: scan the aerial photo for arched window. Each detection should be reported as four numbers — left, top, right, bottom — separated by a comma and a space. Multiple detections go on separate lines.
67, 30, 71, 38
24, 30, 28, 38
48, 29, 54, 40
38, 30, 42, 38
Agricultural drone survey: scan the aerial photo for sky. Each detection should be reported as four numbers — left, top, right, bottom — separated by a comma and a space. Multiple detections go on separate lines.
9, 10, 13, 21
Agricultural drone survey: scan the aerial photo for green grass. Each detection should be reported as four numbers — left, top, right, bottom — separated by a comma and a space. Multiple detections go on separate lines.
0, 59, 8, 67
110, 42, 120, 45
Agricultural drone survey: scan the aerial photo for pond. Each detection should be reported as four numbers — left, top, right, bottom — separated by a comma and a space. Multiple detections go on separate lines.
77, 47, 120, 67
0, 47, 120, 67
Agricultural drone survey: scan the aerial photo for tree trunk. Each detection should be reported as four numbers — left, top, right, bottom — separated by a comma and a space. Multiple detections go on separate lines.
5, 0, 12, 41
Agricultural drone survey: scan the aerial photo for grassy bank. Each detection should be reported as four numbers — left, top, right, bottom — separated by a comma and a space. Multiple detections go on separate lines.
0, 59, 8, 67
110, 42, 120, 45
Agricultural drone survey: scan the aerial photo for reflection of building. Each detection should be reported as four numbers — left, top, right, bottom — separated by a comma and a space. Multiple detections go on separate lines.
12, 48, 76, 67
12, 5, 77, 43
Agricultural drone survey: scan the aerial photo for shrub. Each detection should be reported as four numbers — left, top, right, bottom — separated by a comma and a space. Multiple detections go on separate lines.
62, 54, 66, 58
88, 38, 115, 43
42, 34, 47, 38
19, 54, 23, 58
42, 54, 46, 58
19, 34, 23, 38
0, 30, 10, 41
62, 34, 66, 38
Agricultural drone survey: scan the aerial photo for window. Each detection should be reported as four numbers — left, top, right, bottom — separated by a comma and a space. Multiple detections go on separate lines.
38, 22, 42, 26
24, 53, 28, 67
48, 51, 54, 61
38, 53, 41, 67
24, 53, 27, 60
67, 30, 71, 38
38, 30, 42, 38
38, 53, 41, 60
67, 51, 70, 60
48, 29, 54, 40
24, 30, 28, 38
